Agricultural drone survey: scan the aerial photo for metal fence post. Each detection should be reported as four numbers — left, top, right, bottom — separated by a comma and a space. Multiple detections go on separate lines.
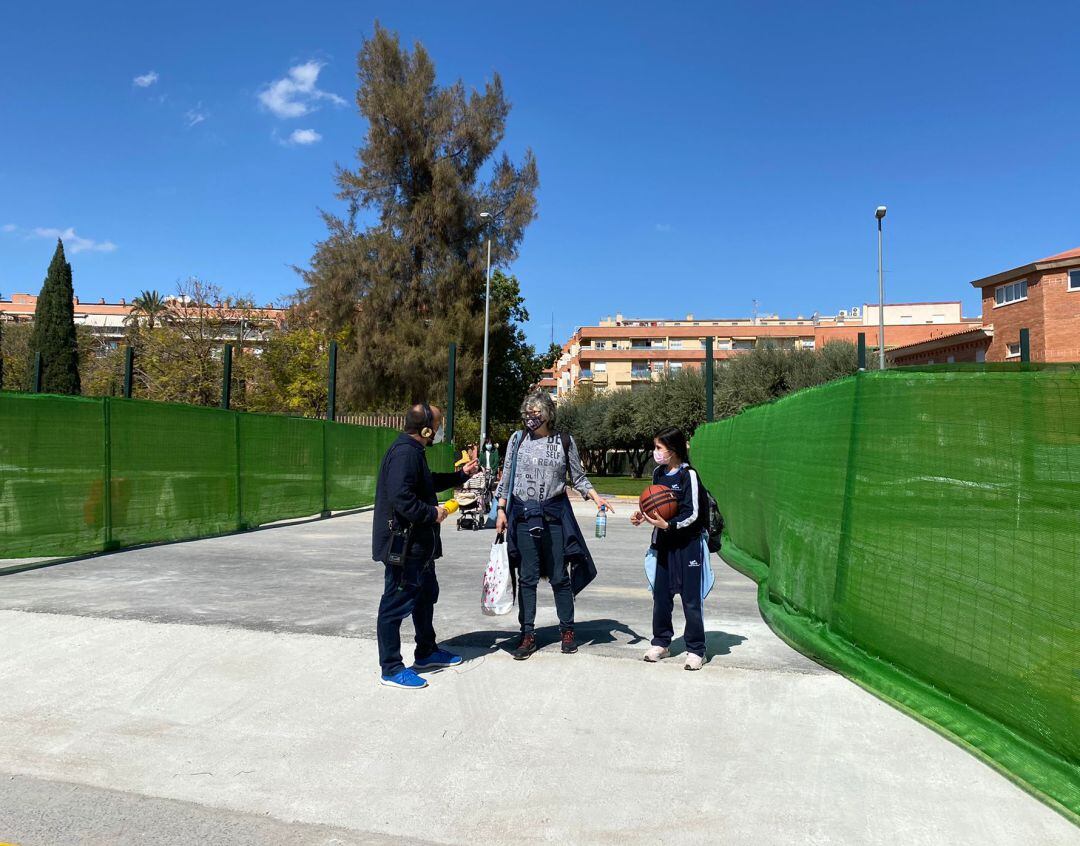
123, 346, 134, 398
220, 344, 233, 409
327, 340, 338, 423
33, 352, 42, 393
704, 336, 714, 422
1019, 328, 1030, 363
446, 342, 457, 443
103, 397, 114, 550
857, 332, 867, 370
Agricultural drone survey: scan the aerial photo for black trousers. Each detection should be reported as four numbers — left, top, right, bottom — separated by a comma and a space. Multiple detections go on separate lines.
651, 546, 706, 657
516, 521, 574, 633
376, 559, 439, 676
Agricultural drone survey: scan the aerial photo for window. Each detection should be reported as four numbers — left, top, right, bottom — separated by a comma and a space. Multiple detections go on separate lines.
976, 348, 986, 363
994, 279, 1028, 306
593, 361, 606, 372
579, 369, 593, 379
669, 362, 684, 373
1069, 269, 1080, 291
717, 339, 733, 350
669, 339, 682, 349
631, 365, 650, 379
1006, 343, 1021, 359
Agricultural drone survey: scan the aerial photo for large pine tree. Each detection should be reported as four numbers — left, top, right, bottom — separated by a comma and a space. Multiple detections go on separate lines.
298, 23, 539, 412
29, 239, 81, 394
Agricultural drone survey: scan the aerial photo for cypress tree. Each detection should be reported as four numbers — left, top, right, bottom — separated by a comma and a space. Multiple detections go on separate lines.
29, 239, 81, 394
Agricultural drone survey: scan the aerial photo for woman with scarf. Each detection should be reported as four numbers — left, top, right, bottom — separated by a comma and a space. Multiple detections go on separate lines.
494, 391, 615, 659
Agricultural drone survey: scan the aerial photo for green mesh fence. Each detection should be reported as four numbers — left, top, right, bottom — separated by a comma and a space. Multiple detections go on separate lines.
1, 393, 453, 561
691, 366, 1080, 823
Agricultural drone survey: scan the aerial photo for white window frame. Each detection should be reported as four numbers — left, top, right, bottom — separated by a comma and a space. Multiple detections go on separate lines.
1069, 269, 1080, 292
994, 279, 1028, 308
669, 339, 683, 350
1005, 342, 1021, 359
593, 361, 607, 372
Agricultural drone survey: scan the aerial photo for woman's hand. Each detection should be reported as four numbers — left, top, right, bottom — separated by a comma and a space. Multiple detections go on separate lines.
630, 510, 645, 526
495, 508, 508, 534
641, 510, 670, 530
591, 493, 615, 514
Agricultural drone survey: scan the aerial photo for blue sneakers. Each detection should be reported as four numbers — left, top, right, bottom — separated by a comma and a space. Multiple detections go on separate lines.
413, 648, 463, 670
380, 668, 428, 689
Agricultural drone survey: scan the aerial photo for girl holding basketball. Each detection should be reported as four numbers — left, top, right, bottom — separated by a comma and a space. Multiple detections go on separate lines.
631, 427, 711, 670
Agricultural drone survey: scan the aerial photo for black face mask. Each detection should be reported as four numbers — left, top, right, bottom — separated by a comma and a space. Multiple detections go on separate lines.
524, 416, 543, 432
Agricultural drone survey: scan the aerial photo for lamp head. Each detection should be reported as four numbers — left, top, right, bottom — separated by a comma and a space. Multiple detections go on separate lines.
875, 206, 887, 220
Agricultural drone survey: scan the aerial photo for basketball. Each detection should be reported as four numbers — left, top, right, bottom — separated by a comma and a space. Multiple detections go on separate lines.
639, 485, 679, 521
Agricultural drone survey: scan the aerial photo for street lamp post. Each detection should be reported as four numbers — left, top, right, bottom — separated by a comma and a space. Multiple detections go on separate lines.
875, 205, 887, 369
479, 211, 494, 447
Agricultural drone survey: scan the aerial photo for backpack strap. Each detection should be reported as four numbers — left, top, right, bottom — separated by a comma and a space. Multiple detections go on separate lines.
559, 431, 572, 481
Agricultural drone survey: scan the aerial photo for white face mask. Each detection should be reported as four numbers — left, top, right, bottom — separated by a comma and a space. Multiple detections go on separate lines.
432, 423, 446, 444
653, 448, 669, 465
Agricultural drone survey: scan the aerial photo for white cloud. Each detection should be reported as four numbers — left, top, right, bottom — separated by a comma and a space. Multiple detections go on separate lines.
288, 128, 322, 145
1, 223, 15, 232
655, 223, 673, 233
31, 227, 118, 254
185, 105, 208, 127
133, 71, 159, 87
258, 61, 346, 119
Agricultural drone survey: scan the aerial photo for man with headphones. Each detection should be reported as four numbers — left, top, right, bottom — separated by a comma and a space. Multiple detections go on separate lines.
372, 402, 479, 689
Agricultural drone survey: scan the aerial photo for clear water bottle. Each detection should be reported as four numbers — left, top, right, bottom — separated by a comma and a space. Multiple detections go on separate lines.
595, 504, 607, 539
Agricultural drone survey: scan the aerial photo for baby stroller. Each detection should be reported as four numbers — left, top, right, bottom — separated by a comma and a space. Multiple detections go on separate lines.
456, 467, 493, 531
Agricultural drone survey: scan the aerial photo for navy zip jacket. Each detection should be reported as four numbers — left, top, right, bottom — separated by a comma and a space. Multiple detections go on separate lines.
371, 434, 466, 564
506, 493, 597, 595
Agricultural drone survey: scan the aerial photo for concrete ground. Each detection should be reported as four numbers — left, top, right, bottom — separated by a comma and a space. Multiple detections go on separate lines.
0, 502, 1075, 846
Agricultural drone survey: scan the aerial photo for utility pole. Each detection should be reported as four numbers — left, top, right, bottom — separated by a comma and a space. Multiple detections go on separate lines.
876, 206, 888, 369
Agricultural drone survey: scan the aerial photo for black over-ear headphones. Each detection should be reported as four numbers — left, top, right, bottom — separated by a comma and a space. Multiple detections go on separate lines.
419, 403, 435, 440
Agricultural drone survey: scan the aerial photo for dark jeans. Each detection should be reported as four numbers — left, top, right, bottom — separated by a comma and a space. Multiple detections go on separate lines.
651, 550, 705, 657
376, 559, 439, 676
516, 521, 574, 633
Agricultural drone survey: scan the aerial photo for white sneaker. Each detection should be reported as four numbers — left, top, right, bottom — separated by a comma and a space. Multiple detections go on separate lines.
643, 645, 670, 663
684, 654, 704, 671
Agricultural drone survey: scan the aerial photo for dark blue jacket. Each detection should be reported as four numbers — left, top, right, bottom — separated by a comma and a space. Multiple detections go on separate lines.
506, 493, 597, 595
372, 434, 466, 564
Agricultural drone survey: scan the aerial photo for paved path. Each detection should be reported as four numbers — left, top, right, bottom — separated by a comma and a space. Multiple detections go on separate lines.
0, 503, 1075, 845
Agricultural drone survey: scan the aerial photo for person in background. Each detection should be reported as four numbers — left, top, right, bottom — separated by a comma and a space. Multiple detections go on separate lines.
494, 391, 615, 659
481, 436, 500, 473
372, 403, 478, 690
632, 427, 710, 671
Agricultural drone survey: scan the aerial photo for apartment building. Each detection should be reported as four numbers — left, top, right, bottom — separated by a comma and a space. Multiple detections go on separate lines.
0, 293, 288, 349
889, 246, 1080, 365
542, 303, 979, 398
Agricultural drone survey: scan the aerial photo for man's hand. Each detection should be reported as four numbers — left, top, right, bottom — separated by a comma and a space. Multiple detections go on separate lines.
461, 459, 480, 476
435, 505, 450, 524
495, 509, 508, 534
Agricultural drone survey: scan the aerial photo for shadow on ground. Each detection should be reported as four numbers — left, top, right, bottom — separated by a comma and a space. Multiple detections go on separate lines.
440, 620, 747, 665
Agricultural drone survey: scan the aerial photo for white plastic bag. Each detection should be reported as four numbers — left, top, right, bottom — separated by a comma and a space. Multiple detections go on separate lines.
481, 534, 515, 616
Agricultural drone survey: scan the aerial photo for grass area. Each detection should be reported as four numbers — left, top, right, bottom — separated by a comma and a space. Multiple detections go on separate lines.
590, 475, 651, 497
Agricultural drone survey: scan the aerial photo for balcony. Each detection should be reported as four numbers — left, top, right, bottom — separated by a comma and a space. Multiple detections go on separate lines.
630, 369, 651, 381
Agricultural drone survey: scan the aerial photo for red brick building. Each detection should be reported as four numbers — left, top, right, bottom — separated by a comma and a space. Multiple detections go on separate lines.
889, 247, 1080, 365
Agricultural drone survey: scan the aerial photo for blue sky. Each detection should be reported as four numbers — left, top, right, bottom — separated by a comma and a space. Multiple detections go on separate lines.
2, 1, 1079, 349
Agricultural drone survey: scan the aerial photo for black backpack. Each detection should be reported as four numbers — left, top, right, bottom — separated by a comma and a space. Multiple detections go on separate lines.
703, 484, 725, 553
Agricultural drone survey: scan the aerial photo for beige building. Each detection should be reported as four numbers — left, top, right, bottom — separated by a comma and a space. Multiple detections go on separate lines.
0, 293, 288, 350
539, 303, 979, 398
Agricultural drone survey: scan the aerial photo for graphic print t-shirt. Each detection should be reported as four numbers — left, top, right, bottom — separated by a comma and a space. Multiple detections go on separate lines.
495, 433, 594, 504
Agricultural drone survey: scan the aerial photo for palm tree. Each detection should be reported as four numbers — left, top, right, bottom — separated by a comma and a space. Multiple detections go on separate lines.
127, 290, 168, 329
